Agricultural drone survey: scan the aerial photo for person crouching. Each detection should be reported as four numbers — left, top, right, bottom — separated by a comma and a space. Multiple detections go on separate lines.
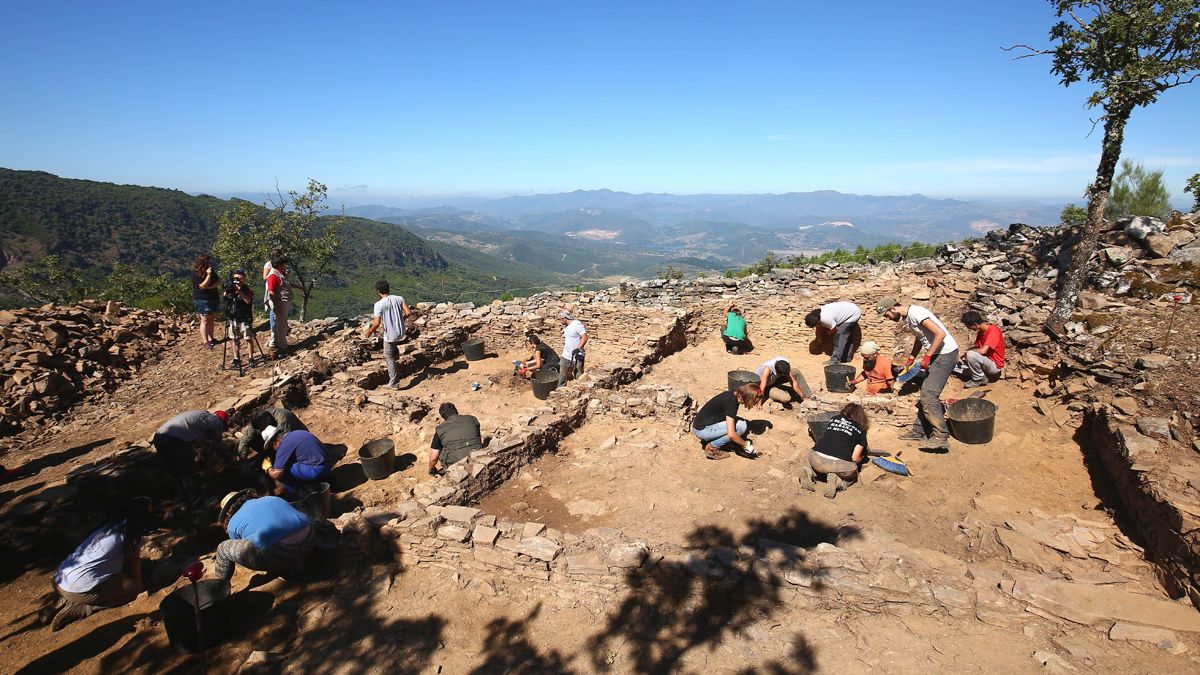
846, 341, 894, 394
262, 427, 331, 495
801, 403, 870, 499
214, 489, 315, 581
691, 383, 763, 460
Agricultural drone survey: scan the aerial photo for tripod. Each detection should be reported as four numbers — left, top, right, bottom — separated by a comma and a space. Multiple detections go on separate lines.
222, 318, 265, 376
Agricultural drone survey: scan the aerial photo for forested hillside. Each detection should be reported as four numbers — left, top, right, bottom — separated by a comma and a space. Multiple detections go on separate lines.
0, 169, 568, 316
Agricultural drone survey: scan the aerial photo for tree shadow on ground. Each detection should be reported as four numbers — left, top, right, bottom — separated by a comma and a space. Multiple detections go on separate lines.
468, 602, 576, 674
588, 508, 856, 674
399, 360, 468, 391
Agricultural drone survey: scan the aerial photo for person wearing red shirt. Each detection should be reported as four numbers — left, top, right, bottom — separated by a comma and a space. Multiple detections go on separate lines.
958, 310, 1004, 388
266, 256, 293, 356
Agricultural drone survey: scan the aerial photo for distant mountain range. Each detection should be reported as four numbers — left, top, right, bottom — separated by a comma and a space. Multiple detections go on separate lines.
344, 189, 1065, 261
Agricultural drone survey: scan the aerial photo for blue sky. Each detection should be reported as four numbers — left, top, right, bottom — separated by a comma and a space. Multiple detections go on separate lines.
1, 1, 1196, 204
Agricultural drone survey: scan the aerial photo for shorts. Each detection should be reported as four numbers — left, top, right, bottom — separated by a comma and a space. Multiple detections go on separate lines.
228, 320, 252, 340
194, 298, 218, 315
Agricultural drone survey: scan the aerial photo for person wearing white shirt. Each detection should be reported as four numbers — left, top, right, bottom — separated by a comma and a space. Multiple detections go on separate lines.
558, 311, 588, 386
876, 297, 959, 450
803, 301, 863, 365
361, 279, 412, 388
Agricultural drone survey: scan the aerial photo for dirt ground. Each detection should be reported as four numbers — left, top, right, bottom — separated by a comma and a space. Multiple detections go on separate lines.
1, 305, 1198, 673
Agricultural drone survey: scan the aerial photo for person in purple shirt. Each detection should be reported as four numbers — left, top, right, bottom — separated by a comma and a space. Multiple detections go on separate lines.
214, 489, 314, 580
262, 428, 331, 494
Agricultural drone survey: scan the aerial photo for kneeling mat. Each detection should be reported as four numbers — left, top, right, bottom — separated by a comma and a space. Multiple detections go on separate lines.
872, 455, 911, 476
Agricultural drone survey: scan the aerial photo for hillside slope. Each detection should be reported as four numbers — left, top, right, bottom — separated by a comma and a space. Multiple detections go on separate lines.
0, 169, 568, 315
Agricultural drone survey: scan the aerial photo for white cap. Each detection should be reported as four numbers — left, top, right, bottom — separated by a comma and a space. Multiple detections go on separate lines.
559, 310, 574, 320
860, 340, 879, 356
261, 425, 280, 444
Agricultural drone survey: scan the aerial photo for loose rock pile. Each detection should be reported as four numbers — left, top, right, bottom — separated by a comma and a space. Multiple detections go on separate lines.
0, 300, 188, 436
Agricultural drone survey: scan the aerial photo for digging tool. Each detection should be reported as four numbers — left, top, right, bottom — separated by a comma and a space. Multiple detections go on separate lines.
895, 362, 923, 385
181, 561, 209, 675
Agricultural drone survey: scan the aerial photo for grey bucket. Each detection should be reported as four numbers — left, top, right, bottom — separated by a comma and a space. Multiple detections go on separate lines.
358, 438, 396, 480
807, 411, 839, 442
947, 398, 997, 444
824, 364, 856, 393
727, 369, 758, 392
462, 339, 486, 361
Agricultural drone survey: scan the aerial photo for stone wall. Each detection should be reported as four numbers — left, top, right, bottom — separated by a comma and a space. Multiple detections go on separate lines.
1079, 407, 1200, 607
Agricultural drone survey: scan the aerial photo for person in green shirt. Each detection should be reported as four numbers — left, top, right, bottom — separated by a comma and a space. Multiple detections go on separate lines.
721, 302, 752, 354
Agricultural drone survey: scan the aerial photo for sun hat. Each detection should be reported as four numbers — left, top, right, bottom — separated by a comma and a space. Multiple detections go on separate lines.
218, 488, 256, 524
261, 425, 280, 445
874, 297, 898, 315
860, 340, 879, 356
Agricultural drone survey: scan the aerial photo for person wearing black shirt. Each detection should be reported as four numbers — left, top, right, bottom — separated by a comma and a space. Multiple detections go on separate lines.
691, 383, 762, 460
801, 403, 870, 499
516, 335, 560, 378
223, 269, 256, 368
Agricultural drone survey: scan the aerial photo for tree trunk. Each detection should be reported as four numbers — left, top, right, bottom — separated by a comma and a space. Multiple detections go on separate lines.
1045, 104, 1133, 335
300, 285, 310, 322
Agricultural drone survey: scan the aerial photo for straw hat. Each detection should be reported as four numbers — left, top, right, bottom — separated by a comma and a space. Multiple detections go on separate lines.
218, 489, 256, 524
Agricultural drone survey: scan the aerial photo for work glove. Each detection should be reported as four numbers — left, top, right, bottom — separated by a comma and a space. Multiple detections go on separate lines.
920, 354, 932, 370
904, 356, 915, 368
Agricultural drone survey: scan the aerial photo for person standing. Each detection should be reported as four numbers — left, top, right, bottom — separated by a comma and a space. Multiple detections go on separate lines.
691, 383, 762, 460
877, 297, 959, 450
266, 256, 293, 357
46, 497, 151, 630
262, 248, 282, 332
804, 301, 862, 365
429, 402, 483, 475
957, 310, 1005, 388
192, 254, 220, 349
361, 279, 412, 388
558, 311, 588, 386
214, 489, 314, 581
846, 341, 895, 394
222, 268, 256, 368
152, 409, 229, 506
721, 302, 752, 354
800, 403, 870, 499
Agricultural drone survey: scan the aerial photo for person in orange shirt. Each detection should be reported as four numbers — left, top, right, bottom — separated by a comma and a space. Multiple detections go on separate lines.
847, 341, 894, 394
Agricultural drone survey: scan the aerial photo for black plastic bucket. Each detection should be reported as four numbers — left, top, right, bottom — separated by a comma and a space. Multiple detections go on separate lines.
288, 481, 331, 520
807, 411, 838, 442
462, 339, 486, 361
946, 398, 997, 444
160, 579, 231, 654
532, 371, 560, 400
727, 369, 759, 392
358, 439, 396, 480
824, 364, 856, 393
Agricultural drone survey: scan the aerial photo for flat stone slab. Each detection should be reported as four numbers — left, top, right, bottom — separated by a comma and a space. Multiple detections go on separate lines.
1011, 575, 1200, 632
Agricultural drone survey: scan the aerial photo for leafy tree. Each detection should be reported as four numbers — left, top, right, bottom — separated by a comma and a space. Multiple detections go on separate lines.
1108, 160, 1171, 219
213, 180, 342, 321
101, 264, 192, 313
1010, 1, 1200, 334
1060, 203, 1088, 229
0, 256, 89, 304
657, 265, 684, 281
1185, 172, 1200, 211
498, 291, 515, 302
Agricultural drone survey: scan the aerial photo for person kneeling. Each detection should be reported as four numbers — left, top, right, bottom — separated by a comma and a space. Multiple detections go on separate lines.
47, 497, 151, 631
263, 427, 331, 495
215, 489, 315, 581
801, 403, 869, 499
691, 383, 762, 460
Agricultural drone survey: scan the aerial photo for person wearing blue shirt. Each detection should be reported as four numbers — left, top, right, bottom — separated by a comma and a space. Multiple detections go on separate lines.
215, 490, 314, 581
262, 428, 331, 494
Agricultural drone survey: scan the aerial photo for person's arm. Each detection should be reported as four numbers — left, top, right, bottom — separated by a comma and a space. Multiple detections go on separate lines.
578, 332, 588, 351
199, 267, 217, 290
268, 466, 285, 480
429, 434, 443, 472
788, 373, 805, 401
919, 319, 945, 368
402, 301, 412, 318
725, 416, 747, 446
531, 349, 543, 369
362, 315, 382, 338
758, 369, 770, 394
238, 285, 253, 304
851, 444, 865, 464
